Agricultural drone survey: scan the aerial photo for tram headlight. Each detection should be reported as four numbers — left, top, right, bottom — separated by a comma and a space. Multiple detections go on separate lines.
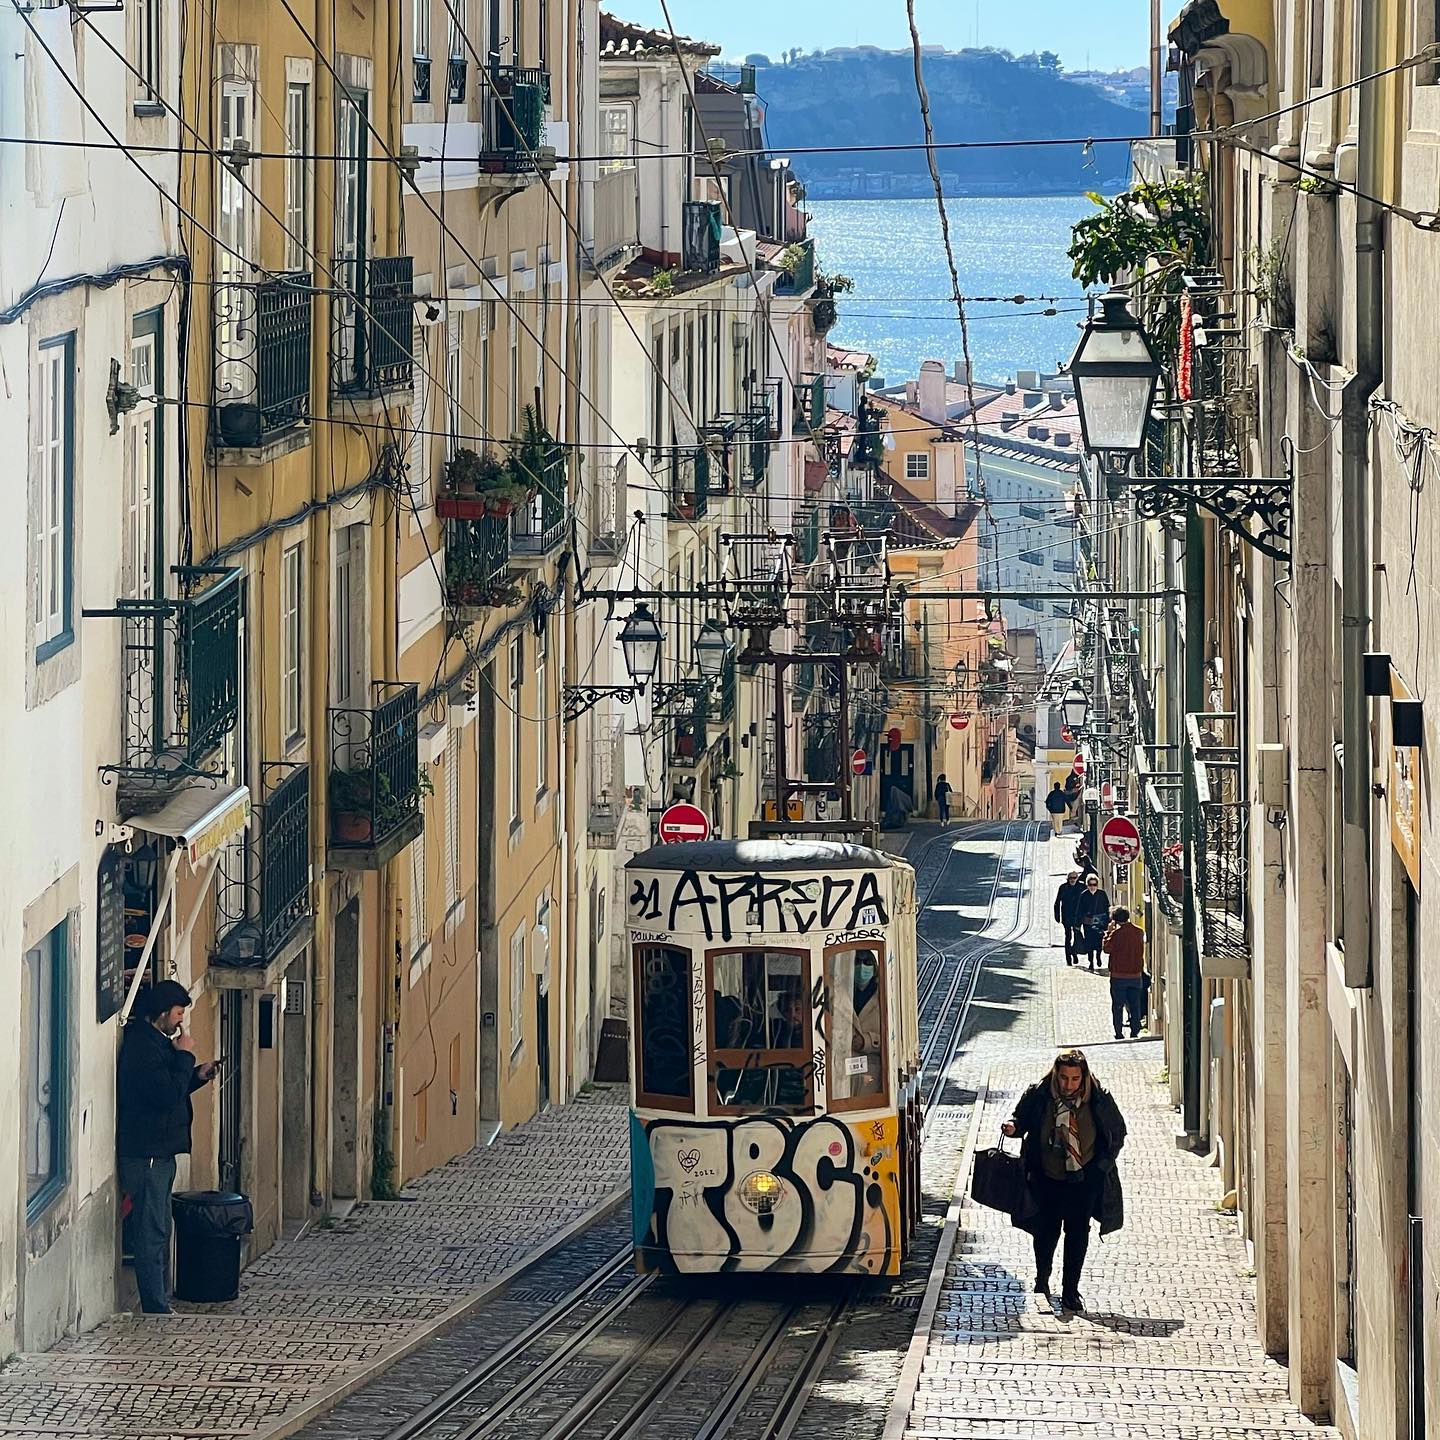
739, 1170, 786, 1215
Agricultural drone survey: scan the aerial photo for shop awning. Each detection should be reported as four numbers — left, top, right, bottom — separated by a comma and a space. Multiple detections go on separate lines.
132, 782, 251, 868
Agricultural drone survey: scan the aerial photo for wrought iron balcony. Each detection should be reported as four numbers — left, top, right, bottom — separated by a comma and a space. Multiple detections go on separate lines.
682, 200, 722, 276
510, 436, 568, 559
332, 255, 415, 396
1135, 743, 1184, 925
658, 445, 709, 522
672, 710, 708, 767
448, 54, 467, 103
588, 457, 628, 564
445, 514, 515, 614
213, 762, 313, 975
795, 374, 826, 433
482, 66, 548, 170
1187, 711, 1250, 968
88, 566, 243, 815
328, 682, 424, 869
212, 273, 313, 449
413, 55, 432, 104
775, 237, 816, 296
703, 655, 737, 726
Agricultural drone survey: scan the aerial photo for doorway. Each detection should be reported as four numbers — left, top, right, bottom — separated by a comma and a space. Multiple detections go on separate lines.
281, 950, 311, 1227
217, 991, 246, 1192
477, 664, 499, 1129
536, 986, 550, 1112
332, 900, 360, 1199
887, 744, 915, 810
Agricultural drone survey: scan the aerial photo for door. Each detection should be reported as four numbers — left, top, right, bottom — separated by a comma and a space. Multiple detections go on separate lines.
281, 950, 311, 1226
331, 900, 361, 1198
217, 991, 245, 1192
535, 987, 550, 1111
887, 743, 915, 808
477, 666, 499, 1127
215, 78, 257, 404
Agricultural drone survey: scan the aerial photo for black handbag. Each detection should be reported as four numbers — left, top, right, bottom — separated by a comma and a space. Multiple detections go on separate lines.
970, 1134, 1026, 1215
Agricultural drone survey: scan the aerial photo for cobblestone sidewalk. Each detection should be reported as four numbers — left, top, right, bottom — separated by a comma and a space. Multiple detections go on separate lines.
0, 1086, 628, 1439
901, 832, 1339, 1439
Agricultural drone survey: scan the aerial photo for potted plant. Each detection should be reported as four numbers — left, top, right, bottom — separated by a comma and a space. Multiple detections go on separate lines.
329, 767, 374, 843
438, 448, 507, 519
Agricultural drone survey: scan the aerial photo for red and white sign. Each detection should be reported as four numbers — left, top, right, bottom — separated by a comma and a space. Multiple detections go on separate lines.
1100, 814, 1142, 864
1061, 726, 1074, 744
950, 713, 970, 731
1072, 753, 1087, 779
1101, 780, 1115, 811
658, 803, 710, 844
851, 749, 868, 776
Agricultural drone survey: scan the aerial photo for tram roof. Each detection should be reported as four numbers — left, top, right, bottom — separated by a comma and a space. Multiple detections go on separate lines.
629, 839, 902, 872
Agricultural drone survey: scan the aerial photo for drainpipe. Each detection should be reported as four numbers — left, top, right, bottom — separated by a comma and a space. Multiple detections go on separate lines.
1339, 0, 1382, 985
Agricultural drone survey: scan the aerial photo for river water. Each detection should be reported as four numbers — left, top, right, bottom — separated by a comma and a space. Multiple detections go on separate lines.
804, 195, 1098, 388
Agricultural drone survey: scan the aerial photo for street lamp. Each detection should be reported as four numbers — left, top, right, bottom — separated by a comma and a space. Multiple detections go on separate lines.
1060, 680, 1090, 731
1068, 290, 1162, 459
619, 604, 663, 690
694, 620, 733, 680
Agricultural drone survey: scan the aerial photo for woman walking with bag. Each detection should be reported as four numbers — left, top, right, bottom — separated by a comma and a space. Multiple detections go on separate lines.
1072, 874, 1110, 970
1002, 1048, 1126, 1312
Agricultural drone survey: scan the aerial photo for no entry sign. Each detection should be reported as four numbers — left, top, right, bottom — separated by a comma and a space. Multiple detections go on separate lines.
851, 749, 868, 776
658, 803, 710, 844
1100, 814, 1142, 864
950, 713, 970, 731
1072, 753, 1087, 778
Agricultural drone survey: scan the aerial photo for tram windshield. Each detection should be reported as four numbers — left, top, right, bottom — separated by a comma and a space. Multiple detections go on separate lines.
825, 945, 887, 1108
708, 949, 814, 1112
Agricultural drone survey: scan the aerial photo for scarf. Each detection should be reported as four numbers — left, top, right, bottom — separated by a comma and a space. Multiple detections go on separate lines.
1053, 1095, 1085, 1173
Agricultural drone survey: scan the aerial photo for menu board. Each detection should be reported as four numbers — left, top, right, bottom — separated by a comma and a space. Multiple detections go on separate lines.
96, 849, 126, 1024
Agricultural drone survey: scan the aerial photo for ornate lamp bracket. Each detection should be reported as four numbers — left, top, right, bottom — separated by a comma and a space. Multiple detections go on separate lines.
1132, 474, 1293, 562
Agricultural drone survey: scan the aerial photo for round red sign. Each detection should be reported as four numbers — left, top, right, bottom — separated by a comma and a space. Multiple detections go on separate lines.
950, 713, 970, 731
1100, 814, 1142, 864
658, 803, 710, 844
1072, 753, 1087, 778
851, 749, 868, 776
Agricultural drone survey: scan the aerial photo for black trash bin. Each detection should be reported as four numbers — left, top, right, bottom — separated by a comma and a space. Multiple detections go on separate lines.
171, 1190, 253, 1302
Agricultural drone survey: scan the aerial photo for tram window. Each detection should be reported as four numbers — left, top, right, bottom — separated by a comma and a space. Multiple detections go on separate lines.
634, 945, 693, 1111
824, 945, 888, 1110
707, 949, 814, 1113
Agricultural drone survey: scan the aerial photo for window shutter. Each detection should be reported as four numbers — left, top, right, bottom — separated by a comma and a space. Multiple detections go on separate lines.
410, 832, 426, 958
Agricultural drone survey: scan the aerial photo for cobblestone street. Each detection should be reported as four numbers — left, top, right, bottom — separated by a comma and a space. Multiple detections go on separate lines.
895, 832, 1341, 1440
0, 1088, 627, 1439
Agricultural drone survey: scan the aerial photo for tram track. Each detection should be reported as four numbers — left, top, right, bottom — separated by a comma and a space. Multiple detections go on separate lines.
372, 821, 1040, 1440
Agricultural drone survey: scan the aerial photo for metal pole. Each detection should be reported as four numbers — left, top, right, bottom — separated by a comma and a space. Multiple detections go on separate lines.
1150, 0, 1163, 140
1181, 501, 1205, 1143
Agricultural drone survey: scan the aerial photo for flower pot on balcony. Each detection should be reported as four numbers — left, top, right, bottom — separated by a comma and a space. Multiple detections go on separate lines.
436, 494, 490, 520
486, 495, 517, 518
333, 811, 372, 844
216, 402, 263, 449
1165, 867, 1185, 899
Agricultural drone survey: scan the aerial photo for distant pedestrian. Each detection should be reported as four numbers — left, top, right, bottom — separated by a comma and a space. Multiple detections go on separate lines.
118, 981, 220, 1314
934, 774, 953, 826
1053, 869, 1085, 966
1073, 874, 1110, 969
1102, 907, 1146, 1039
1044, 782, 1069, 837
1003, 1047, 1127, 1313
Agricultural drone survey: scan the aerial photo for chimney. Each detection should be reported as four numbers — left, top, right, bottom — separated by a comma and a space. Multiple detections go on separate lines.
1050, 393, 1066, 411
1054, 432, 1072, 447
952, 360, 971, 385
905, 380, 918, 406
1005, 382, 1017, 395
918, 359, 947, 425
1023, 391, 1043, 407
1001, 409, 1021, 426
1034, 426, 1051, 442
1017, 368, 1040, 390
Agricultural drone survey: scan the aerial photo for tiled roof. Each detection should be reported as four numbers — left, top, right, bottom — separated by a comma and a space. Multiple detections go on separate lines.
599, 12, 720, 59
885, 475, 978, 548
826, 343, 875, 373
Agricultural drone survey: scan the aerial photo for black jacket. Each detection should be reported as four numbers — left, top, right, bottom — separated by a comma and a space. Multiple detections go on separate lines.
1053, 880, 1085, 924
1074, 888, 1111, 931
117, 1020, 205, 1158
1009, 1078, 1127, 1235
1044, 787, 1069, 815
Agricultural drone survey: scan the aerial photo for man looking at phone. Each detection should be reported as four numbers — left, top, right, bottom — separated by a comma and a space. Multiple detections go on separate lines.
117, 980, 220, 1313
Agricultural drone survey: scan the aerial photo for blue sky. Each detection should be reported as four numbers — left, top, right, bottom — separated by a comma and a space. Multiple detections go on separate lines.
620, 0, 1152, 73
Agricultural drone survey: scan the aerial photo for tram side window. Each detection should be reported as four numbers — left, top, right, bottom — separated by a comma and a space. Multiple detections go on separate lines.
709, 949, 813, 1112
635, 945, 693, 1110
825, 946, 887, 1109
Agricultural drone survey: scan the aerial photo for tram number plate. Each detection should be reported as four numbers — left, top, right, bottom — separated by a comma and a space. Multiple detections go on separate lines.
845, 1056, 869, 1076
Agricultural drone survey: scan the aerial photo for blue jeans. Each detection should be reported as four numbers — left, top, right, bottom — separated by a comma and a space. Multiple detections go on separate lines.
119, 1155, 177, 1311
1110, 978, 1144, 1037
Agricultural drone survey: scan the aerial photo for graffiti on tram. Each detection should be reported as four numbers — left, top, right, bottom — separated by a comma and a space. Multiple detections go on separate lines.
631, 1112, 901, 1274
627, 868, 890, 942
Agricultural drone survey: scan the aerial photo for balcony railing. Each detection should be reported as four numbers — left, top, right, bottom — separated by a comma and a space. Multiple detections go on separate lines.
212, 273, 313, 448
853, 398, 884, 468
332, 255, 415, 395
1135, 744, 1184, 925
413, 55, 432, 104
659, 445, 709, 522
588, 456, 627, 563
213, 762, 312, 970
482, 66, 548, 170
775, 237, 815, 296
511, 438, 567, 558
672, 710, 708, 767
89, 566, 243, 813
703, 655, 737, 726
592, 167, 639, 268
795, 374, 826, 433
448, 54, 467, 103
1188, 712, 1250, 964
682, 200, 722, 276
445, 514, 514, 612
329, 683, 424, 867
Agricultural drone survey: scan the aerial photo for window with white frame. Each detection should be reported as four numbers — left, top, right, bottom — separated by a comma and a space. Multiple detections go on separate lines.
333, 523, 365, 711
281, 542, 305, 745
216, 74, 257, 402
34, 334, 74, 660
409, 830, 427, 959
333, 85, 370, 388
508, 634, 523, 826
123, 321, 158, 605
905, 451, 930, 481
25, 921, 67, 1218
600, 105, 634, 173
414, 0, 430, 57
508, 316, 520, 437
283, 71, 313, 272
135, 0, 163, 108
509, 924, 526, 1054
444, 725, 460, 916
446, 312, 463, 463
410, 318, 431, 521
535, 623, 547, 797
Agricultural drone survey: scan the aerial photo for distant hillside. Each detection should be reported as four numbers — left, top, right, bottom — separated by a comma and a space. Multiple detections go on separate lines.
750, 49, 1143, 197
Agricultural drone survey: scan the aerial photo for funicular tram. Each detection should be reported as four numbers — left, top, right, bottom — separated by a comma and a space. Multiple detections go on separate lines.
626, 839, 920, 1276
